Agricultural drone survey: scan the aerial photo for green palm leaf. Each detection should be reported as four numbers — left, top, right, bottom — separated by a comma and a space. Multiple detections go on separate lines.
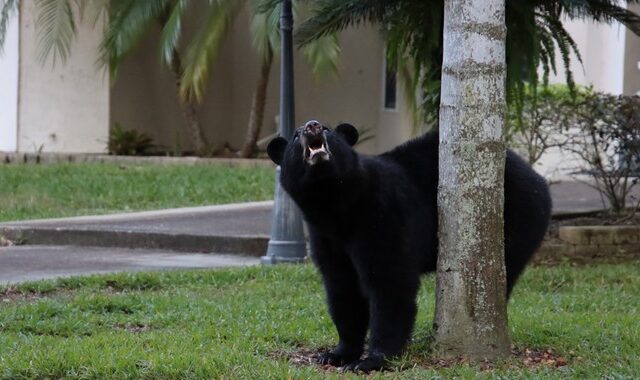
0, 0, 19, 55
34, 0, 76, 66
159, 0, 188, 65
301, 33, 340, 78
561, 0, 640, 35
253, 0, 340, 78
84, 0, 110, 27
249, 0, 279, 60
99, 0, 171, 77
180, 0, 242, 102
295, 0, 389, 46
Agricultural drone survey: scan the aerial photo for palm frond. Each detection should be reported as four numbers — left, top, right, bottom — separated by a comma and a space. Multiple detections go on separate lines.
536, 29, 556, 88
561, 0, 640, 36
34, 0, 77, 66
99, 0, 171, 77
249, 0, 279, 61
0, 0, 19, 55
252, 0, 341, 79
539, 13, 582, 94
537, 26, 558, 76
295, 0, 393, 45
85, 0, 109, 26
301, 32, 340, 78
159, 0, 188, 65
396, 56, 426, 129
180, 0, 242, 103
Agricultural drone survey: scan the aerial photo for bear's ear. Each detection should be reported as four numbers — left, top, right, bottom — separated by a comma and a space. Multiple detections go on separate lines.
267, 136, 288, 165
335, 123, 359, 146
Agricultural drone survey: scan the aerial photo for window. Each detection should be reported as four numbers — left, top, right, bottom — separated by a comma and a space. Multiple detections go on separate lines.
383, 59, 397, 110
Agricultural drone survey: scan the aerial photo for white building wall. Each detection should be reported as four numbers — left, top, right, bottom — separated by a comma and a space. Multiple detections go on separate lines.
547, 18, 626, 93
537, 17, 627, 181
0, 8, 19, 152
17, 0, 109, 153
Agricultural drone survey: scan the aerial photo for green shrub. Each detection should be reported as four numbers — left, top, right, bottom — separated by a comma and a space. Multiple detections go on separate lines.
505, 84, 586, 165
108, 123, 155, 156
564, 93, 640, 214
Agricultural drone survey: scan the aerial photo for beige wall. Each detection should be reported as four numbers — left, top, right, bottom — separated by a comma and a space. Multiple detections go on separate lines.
0, 1, 19, 151
18, 0, 109, 153
624, 3, 640, 95
111, 6, 413, 155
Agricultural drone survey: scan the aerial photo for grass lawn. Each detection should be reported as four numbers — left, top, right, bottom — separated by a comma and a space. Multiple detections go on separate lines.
0, 263, 638, 379
0, 164, 274, 222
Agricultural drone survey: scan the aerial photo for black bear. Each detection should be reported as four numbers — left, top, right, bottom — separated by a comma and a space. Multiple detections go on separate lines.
267, 120, 552, 372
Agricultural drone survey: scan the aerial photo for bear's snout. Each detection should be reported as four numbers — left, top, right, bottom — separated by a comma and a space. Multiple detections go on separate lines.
303, 120, 323, 139
301, 120, 330, 165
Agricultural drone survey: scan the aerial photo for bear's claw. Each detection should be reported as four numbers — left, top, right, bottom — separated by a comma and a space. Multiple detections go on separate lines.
342, 354, 386, 373
315, 351, 359, 367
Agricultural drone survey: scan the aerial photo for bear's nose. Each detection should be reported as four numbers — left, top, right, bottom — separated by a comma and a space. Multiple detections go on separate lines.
303, 120, 323, 137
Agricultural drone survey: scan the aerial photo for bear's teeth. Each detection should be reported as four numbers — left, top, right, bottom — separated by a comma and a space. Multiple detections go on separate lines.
308, 145, 327, 158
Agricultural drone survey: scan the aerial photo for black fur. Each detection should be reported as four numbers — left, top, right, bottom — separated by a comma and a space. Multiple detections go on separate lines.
267, 123, 552, 372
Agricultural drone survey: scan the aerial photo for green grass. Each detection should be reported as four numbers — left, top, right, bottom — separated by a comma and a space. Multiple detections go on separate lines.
1, 263, 638, 379
0, 164, 275, 222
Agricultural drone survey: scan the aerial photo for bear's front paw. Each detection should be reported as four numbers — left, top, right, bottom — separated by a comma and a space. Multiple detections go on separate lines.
342, 354, 386, 373
316, 351, 360, 367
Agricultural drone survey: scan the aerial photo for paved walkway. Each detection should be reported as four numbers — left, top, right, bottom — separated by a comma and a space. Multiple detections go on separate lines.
0, 201, 273, 255
0, 246, 259, 285
0, 181, 636, 284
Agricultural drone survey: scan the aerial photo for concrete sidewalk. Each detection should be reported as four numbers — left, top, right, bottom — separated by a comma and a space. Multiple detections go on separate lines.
0, 245, 259, 284
0, 181, 636, 284
0, 181, 632, 254
1, 201, 273, 256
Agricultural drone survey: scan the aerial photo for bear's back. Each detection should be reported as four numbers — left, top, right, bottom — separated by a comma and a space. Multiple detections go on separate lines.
381, 130, 552, 279
379, 131, 440, 202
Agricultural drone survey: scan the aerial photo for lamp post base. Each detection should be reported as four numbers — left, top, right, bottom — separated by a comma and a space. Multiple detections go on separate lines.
261, 240, 307, 265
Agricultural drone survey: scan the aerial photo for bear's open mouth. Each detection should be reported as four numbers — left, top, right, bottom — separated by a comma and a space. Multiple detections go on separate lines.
303, 133, 330, 164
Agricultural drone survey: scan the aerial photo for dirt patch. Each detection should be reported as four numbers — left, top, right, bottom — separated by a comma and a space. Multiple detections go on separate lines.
269, 346, 568, 373
412, 347, 567, 371
112, 323, 150, 334
268, 348, 341, 373
0, 286, 51, 302
515, 347, 567, 369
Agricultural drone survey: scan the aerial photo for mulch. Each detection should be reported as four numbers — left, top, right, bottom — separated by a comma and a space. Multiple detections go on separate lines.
269, 346, 567, 374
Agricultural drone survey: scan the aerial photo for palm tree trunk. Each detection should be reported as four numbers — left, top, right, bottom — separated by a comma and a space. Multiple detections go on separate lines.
434, 0, 510, 359
170, 48, 210, 156
238, 48, 273, 158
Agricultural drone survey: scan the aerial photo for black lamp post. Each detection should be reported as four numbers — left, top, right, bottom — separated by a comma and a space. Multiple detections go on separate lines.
261, 0, 307, 264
